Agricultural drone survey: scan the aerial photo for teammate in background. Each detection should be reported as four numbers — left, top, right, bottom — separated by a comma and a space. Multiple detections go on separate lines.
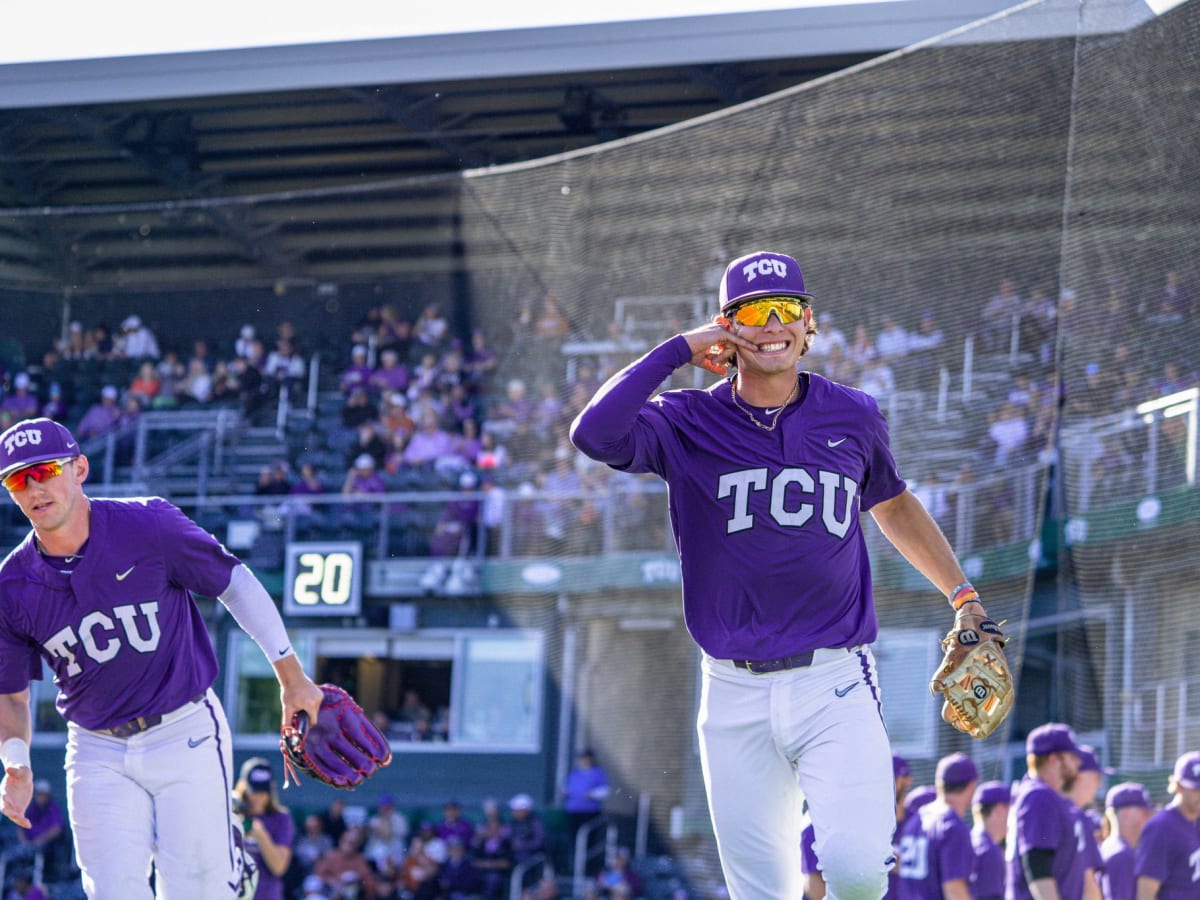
1067, 746, 1107, 900
885, 754, 916, 900
1098, 783, 1154, 900
233, 758, 295, 900
801, 813, 825, 900
969, 781, 1010, 900
0, 417, 323, 898
570, 250, 1000, 900
1133, 750, 1200, 899
1006, 723, 1086, 900
897, 753, 978, 900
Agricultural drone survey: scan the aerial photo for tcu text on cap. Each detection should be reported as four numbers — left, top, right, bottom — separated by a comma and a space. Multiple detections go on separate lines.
3, 427, 43, 455
742, 256, 790, 283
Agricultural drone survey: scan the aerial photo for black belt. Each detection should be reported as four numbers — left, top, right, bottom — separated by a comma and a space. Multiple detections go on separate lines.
733, 651, 816, 674
97, 693, 206, 738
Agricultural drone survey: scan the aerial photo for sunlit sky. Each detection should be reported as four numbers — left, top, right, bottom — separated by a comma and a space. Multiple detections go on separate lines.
1, 0, 902, 65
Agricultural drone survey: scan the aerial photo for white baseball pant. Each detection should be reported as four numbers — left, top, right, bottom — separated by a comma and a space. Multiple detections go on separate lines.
65, 688, 245, 899
698, 646, 895, 900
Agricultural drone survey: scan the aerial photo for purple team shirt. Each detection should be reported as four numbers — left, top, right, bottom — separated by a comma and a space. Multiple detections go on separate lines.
897, 801, 974, 900
1099, 834, 1136, 900
801, 820, 819, 876
972, 828, 1006, 900
570, 337, 906, 659
1133, 806, 1200, 898
0, 497, 239, 730
246, 810, 295, 900
1006, 777, 1085, 900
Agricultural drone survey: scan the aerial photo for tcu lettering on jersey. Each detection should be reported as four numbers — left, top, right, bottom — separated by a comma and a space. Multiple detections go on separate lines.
741, 257, 789, 282
2, 427, 43, 454
43, 602, 163, 676
717, 467, 859, 537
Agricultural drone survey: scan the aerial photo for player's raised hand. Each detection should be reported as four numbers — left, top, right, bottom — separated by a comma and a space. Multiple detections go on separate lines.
274, 655, 325, 731
1, 764, 33, 828
681, 316, 756, 376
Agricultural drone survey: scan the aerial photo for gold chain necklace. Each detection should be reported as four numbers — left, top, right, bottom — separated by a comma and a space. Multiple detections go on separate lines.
730, 376, 799, 432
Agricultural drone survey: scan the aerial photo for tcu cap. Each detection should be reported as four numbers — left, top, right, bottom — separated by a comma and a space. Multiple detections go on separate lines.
719, 250, 815, 312
0, 418, 80, 480
1174, 750, 1200, 790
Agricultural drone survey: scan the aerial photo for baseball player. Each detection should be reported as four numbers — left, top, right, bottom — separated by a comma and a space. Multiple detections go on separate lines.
570, 250, 998, 900
1067, 746, 1106, 900
1133, 750, 1200, 899
0, 417, 323, 898
969, 781, 1010, 900
1006, 723, 1087, 900
896, 753, 978, 900
1098, 783, 1153, 900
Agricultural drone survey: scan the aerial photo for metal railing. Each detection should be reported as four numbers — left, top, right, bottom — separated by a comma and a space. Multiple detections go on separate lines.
573, 816, 617, 899
510, 852, 554, 900
1127, 676, 1200, 769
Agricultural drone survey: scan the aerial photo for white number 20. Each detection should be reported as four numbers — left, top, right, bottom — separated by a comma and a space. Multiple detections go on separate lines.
293, 551, 354, 606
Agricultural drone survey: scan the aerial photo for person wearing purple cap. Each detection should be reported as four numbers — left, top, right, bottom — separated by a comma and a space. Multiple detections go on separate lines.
885, 755, 916, 900
897, 753, 978, 900
1099, 783, 1153, 900
1007, 722, 1088, 900
1065, 745, 1107, 898
571, 250, 998, 900
0, 417, 324, 898
1133, 750, 1200, 898
970, 781, 1010, 900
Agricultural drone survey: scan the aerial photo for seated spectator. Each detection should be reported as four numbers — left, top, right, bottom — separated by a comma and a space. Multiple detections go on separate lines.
345, 422, 389, 471
341, 344, 374, 395
508, 794, 546, 866
342, 386, 380, 430
180, 357, 214, 405
857, 358, 895, 401
414, 303, 449, 352
874, 314, 911, 361
534, 293, 571, 341
293, 814, 335, 876
402, 410, 455, 468
370, 348, 409, 398
18, 780, 67, 876
312, 826, 375, 891
153, 350, 185, 408
117, 314, 161, 359
40, 383, 67, 421
342, 454, 387, 502
845, 323, 877, 371
234, 324, 257, 360
472, 800, 514, 900
987, 401, 1030, 465
429, 471, 482, 558
464, 328, 498, 392
300, 873, 329, 899
398, 834, 440, 899
376, 304, 409, 356
364, 794, 410, 872
439, 837, 483, 899
320, 798, 349, 846
75, 385, 123, 439
435, 801, 475, 846
532, 380, 565, 434
407, 352, 441, 400
88, 323, 116, 359
396, 688, 431, 726
591, 847, 642, 899
264, 337, 306, 396
2, 373, 40, 420
450, 418, 483, 469
476, 430, 509, 472
59, 320, 88, 360
128, 360, 162, 407
488, 379, 534, 437
256, 461, 292, 496
380, 392, 416, 443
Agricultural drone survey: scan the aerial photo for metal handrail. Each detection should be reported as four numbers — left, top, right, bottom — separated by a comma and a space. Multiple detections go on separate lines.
573, 816, 616, 899
509, 852, 553, 900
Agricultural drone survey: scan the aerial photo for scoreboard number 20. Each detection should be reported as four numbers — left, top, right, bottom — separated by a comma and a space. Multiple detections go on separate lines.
283, 542, 363, 616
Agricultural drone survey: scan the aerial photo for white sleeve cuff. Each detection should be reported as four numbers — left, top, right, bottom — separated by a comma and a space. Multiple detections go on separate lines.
219, 564, 294, 662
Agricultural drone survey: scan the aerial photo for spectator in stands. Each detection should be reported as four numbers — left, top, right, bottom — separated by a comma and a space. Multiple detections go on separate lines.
857, 356, 895, 402
153, 350, 184, 408
312, 826, 376, 894
230, 356, 270, 417
591, 847, 642, 899
2, 373, 40, 421
256, 461, 292, 496
264, 337, 306, 398
40, 382, 67, 421
414, 303, 449, 353
402, 409, 455, 469
471, 800, 514, 899
435, 800, 475, 847
532, 380, 565, 434
87, 322, 116, 359
986, 401, 1030, 466
370, 348, 409, 399
406, 352, 441, 402
364, 795, 410, 873
16, 779, 67, 875
488, 379, 534, 439
294, 814, 336, 879
128, 360, 162, 407
508, 794, 546, 866
980, 277, 1023, 353
75, 384, 123, 439
874, 314, 910, 361
1148, 268, 1192, 323
428, 471, 481, 558
376, 304, 408, 355
342, 386, 380, 431
234, 324, 257, 360
59, 320, 88, 360
845, 323, 877, 372
438, 837, 482, 899
561, 749, 610, 848
534, 293, 571, 342
341, 454, 386, 503
341, 345, 374, 395
1021, 283, 1057, 369
464, 328, 499, 392
179, 357, 214, 405
398, 834, 440, 899
320, 798, 349, 846
117, 314, 161, 359
380, 392, 416, 443
345, 422, 388, 471
300, 873, 328, 899
233, 758, 294, 900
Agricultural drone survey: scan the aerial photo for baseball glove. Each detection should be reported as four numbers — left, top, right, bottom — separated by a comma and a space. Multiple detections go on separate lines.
280, 684, 392, 789
929, 611, 1014, 740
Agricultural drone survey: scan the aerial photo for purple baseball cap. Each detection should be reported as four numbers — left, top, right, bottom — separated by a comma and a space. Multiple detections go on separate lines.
718, 251, 815, 312
893, 754, 911, 778
935, 752, 979, 788
903, 785, 937, 818
973, 781, 1011, 806
1173, 750, 1200, 790
1105, 782, 1152, 810
0, 418, 81, 481
1026, 723, 1079, 756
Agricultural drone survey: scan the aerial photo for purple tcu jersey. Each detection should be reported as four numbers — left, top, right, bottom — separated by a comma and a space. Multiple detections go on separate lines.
897, 800, 974, 900
570, 337, 906, 659
801, 820, 819, 876
1006, 777, 1085, 900
1099, 835, 1136, 900
972, 828, 1006, 900
1134, 806, 1200, 898
0, 497, 239, 730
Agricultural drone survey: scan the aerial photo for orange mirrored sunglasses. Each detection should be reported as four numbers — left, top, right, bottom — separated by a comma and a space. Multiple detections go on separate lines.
2, 457, 75, 492
729, 296, 810, 327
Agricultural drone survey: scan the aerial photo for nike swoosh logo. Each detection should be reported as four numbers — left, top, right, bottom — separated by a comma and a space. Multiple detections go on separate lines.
826, 437, 847, 448
187, 736, 211, 748
66, 441, 77, 449
115, 565, 136, 581
834, 682, 859, 697
764, 406, 782, 415
278, 648, 289, 656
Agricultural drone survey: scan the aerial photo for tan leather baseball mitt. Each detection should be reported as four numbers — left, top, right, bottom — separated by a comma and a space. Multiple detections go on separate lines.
929, 611, 1014, 740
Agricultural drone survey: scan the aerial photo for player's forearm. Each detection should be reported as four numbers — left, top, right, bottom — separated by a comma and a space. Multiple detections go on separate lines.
1135, 877, 1161, 900
1028, 878, 1061, 900
569, 336, 690, 464
0, 690, 32, 747
942, 879, 971, 900
869, 490, 967, 598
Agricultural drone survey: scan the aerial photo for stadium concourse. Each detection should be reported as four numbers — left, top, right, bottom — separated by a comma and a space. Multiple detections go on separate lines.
2, 0, 1200, 898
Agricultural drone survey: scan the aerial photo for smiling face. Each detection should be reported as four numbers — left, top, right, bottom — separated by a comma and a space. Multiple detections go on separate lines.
731, 304, 813, 379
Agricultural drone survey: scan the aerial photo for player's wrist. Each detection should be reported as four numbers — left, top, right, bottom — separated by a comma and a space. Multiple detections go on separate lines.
949, 582, 981, 612
1, 737, 31, 771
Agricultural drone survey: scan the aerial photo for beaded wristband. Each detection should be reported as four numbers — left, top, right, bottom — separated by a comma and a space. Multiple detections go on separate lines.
950, 582, 981, 611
